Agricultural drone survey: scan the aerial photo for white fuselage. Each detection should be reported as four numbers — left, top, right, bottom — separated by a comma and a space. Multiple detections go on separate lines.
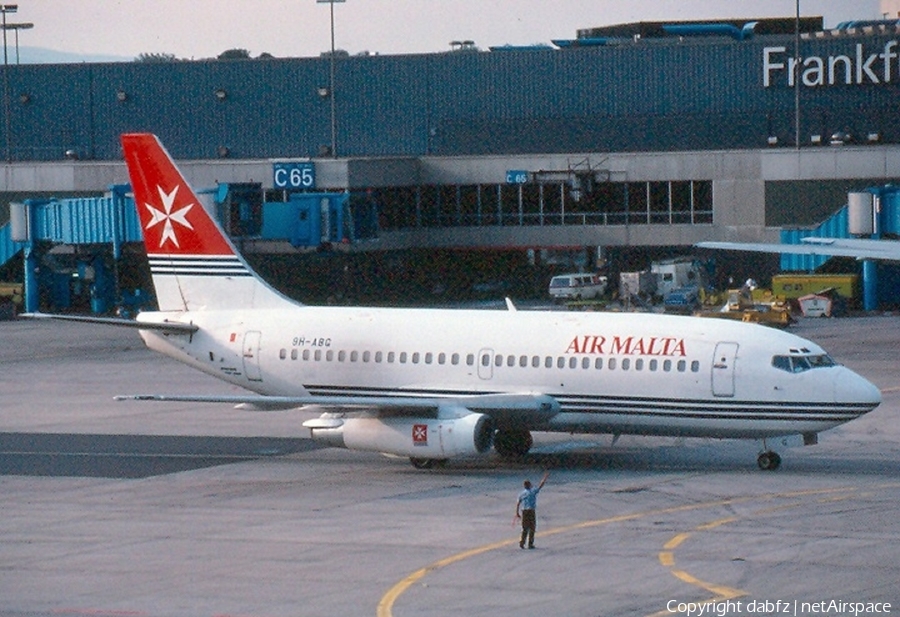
139, 306, 880, 440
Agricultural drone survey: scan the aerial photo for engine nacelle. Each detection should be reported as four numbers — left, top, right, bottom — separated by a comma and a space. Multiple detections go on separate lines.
306, 412, 494, 459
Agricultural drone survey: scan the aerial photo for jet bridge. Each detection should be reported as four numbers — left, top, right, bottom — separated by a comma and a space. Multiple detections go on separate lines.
1, 184, 375, 314
779, 186, 900, 311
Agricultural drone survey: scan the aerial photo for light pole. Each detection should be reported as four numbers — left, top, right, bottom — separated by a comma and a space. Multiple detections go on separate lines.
794, 0, 801, 149
5, 22, 33, 64
317, 0, 344, 157
1, 4, 17, 163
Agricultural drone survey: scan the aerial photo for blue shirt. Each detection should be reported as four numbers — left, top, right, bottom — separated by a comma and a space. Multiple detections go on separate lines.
518, 486, 541, 511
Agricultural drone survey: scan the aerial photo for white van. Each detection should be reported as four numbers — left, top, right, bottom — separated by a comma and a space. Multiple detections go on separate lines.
548, 273, 607, 301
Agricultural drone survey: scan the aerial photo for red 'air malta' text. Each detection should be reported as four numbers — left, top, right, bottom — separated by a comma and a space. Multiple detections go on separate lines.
566, 335, 686, 356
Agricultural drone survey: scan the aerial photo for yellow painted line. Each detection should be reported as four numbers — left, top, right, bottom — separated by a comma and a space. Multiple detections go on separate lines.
658, 517, 749, 606
817, 494, 854, 504
696, 516, 737, 531
377, 483, 899, 617
670, 568, 745, 600
376, 537, 517, 617
664, 532, 692, 550
748, 501, 804, 517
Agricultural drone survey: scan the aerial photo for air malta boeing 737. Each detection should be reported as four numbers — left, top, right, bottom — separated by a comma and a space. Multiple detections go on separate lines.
30, 134, 882, 471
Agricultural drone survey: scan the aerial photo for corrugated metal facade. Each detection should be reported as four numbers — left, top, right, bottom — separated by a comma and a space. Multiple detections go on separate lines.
30, 196, 143, 245
4, 31, 897, 161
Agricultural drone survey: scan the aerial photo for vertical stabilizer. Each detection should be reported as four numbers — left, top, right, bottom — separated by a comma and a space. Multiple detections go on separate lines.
121, 133, 296, 312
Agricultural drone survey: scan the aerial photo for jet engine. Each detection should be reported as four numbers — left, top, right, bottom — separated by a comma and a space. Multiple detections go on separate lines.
304, 411, 494, 459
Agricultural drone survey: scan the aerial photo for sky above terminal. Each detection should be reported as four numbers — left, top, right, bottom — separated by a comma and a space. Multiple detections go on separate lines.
12, 0, 883, 62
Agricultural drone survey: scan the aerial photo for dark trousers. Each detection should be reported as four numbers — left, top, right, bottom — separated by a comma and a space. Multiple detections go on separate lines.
520, 509, 536, 547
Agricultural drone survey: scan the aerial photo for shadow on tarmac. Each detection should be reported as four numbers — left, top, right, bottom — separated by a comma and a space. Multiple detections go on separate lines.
3, 432, 894, 479
0, 433, 323, 479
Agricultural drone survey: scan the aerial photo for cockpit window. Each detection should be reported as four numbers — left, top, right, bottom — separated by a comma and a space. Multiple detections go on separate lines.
772, 354, 836, 373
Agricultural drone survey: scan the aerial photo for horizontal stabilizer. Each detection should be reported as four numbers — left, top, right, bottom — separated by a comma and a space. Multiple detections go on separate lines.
21, 313, 198, 333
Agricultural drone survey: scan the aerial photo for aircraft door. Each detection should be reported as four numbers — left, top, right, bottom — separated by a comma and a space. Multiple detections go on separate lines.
477, 348, 494, 380
243, 331, 264, 382
712, 342, 738, 397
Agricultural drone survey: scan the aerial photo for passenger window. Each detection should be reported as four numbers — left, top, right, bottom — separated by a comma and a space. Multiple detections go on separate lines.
451, 353, 459, 365
608, 358, 617, 370
663, 359, 671, 372
438, 353, 446, 365
314, 349, 322, 361
594, 358, 603, 369
532, 355, 540, 368
495, 355, 504, 367
399, 352, 407, 364
622, 358, 630, 371
466, 353, 475, 366
338, 351, 346, 362
582, 357, 590, 369
351, 351, 359, 362
507, 355, 516, 367
425, 353, 433, 364
279, 349, 287, 360
520, 355, 528, 368
557, 357, 566, 369
482, 354, 491, 367
635, 359, 643, 371
691, 360, 700, 372
545, 356, 553, 368
375, 351, 382, 363
362, 351, 370, 362
649, 359, 657, 371
326, 350, 334, 361
677, 360, 686, 372
291, 349, 298, 360
568, 357, 577, 369
412, 352, 420, 364
388, 351, 395, 363
303, 349, 310, 361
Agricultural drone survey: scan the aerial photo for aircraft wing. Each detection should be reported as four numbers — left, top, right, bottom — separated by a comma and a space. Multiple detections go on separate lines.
115, 392, 561, 426
696, 238, 900, 261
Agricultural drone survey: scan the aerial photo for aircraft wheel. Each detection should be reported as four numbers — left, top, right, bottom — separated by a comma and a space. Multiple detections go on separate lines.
757, 451, 782, 471
410, 457, 447, 470
494, 429, 533, 458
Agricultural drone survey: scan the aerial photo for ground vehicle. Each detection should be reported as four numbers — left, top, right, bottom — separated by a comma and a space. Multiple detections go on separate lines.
548, 273, 607, 301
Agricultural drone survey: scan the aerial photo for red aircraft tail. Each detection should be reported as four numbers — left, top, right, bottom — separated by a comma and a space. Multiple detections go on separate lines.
121, 133, 295, 312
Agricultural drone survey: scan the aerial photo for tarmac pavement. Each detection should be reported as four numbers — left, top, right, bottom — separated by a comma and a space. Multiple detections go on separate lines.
0, 315, 898, 617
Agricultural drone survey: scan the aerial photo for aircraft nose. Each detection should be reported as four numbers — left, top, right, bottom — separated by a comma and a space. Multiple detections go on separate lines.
834, 368, 881, 412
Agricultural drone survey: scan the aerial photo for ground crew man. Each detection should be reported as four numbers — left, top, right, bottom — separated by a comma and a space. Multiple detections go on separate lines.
516, 471, 550, 549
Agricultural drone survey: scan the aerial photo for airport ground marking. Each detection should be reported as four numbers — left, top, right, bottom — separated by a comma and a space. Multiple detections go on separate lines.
377, 483, 891, 617
648, 483, 900, 617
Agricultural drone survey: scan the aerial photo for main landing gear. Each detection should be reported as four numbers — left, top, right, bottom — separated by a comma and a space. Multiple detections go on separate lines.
757, 439, 782, 471
409, 458, 447, 469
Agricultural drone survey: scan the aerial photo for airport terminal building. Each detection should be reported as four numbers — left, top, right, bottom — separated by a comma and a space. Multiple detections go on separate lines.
1, 15, 899, 306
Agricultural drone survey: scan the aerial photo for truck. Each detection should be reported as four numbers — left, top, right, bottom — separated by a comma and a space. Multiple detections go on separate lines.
651, 257, 702, 297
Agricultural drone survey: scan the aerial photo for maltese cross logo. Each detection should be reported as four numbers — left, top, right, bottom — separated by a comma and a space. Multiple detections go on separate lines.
144, 185, 194, 248
412, 424, 428, 445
